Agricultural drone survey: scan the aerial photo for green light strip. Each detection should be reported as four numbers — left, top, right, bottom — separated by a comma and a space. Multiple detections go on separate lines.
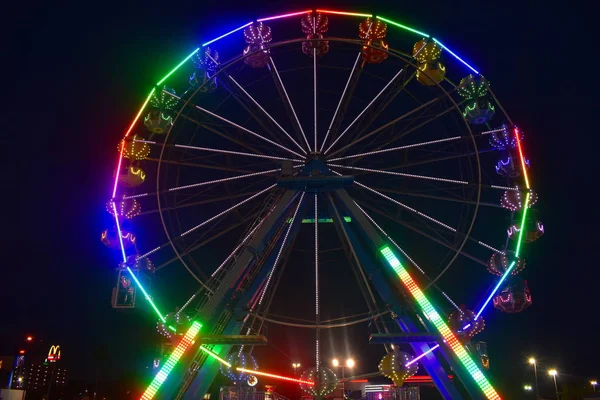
514, 193, 530, 257
157, 48, 200, 86
141, 321, 202, 400
199, 346, 231, 367
376, 16, 429, 38
379, 246, 501, 399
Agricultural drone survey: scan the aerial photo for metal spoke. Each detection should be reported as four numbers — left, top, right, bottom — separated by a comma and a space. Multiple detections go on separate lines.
181, 185, 276, 237
370, 187, 504, 209
320, 53, 362, 152
138, 139, 303, 163
138, 191, 262, 216
324, 67, 405, 154
166, 90, 305, 159
357, 200, 489, 267
353, 202, 462, 313
145, 157, 258, 174
228, 76, 307, 154
327, 94, 445, 158
269, 57, 311, 150
328, 164, 469, 186
154, 211, 259, 272
328, 136, 463, 162
123, 169, 280, 200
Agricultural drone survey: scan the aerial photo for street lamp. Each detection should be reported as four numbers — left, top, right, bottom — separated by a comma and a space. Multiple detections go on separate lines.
591, 380, 597, 392
548, 369, 559, 400
292, 363, 301, 377
529, 357, 540, 399
332, 358, 355, 394
524, 385, 532, 391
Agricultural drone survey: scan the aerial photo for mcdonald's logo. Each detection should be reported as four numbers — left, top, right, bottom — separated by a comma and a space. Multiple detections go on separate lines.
48, 345, 61, 362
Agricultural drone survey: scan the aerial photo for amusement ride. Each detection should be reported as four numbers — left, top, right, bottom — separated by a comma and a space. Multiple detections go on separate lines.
102, 8, 543, 400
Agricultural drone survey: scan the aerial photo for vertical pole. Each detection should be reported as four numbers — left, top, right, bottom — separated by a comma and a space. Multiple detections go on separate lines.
553, 375, 559, 400
533, 363, 539, 400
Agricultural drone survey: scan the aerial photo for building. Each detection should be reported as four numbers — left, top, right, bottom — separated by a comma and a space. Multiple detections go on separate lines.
10, 345, 67, 395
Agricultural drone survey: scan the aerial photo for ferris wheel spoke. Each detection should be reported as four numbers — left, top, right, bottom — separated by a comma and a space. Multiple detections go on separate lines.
335, 171, 505, 256
356, 200, 489, 267
320, 52, 362, 152
323, 67, 405, 155
123, 169, 281, 201
169, 91, 304, 159
180, 113, 269, 156
328, 164, 470, 186
347, 96, 464, 160
138, 190, 261, 216
154, 211, 260, 272
353, 201, 462, 313
227, 76, 307, 154
138, 139, 303, 163
328, 136, 463, 162
369, 187, 504, 209
377, 148, 495, 171
326, 94, 446, 158
145, 157, 259, 174
313, 48, 318, 152
180, 184, 276, 237
268, 57, 311, 151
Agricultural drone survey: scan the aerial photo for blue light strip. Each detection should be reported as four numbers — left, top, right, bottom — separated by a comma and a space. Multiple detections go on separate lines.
474, 260, 515, 320
432, 38, 479, 75
202, 22, 253, 47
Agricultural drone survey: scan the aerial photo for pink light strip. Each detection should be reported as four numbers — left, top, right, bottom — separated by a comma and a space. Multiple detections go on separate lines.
257, 10, 312, 22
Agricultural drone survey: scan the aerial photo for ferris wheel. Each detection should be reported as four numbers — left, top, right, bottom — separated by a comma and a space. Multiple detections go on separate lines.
103, 8, 542, 400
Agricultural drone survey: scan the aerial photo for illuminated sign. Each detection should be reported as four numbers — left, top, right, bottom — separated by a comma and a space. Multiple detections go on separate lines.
48, 345, 61, 362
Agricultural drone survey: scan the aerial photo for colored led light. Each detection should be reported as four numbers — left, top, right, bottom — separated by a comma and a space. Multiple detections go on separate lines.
514, 127, 530, 189
199, 346, 231, 367
316, 9, 372, 17
141, 321, 202, 400
111, 88, 155, 198
376, 16, 429, 38
257, 10, 312, 22
432, 38, 479, 75
202, 22, 253, 47
379, 246, 501, 400
405, 344, 440, 367
513, 194, 531, 258
157, 48, 200, 85
285, 217, 352, 223
236, 368, 315, 385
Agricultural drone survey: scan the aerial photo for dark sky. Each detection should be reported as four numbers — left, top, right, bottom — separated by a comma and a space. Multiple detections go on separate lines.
3, 0, 598, 399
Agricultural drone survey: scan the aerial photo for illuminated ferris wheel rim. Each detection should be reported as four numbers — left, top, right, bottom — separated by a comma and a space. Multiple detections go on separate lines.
108, 7, 534, 308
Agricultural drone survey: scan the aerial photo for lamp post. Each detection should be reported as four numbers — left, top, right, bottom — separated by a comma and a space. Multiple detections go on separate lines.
591, 380, 597, 392
292, 363, 301, 378
332, 358, 355, 395
524, 385, 533, 392
529, 358, 540, 399
548, 369, 559, 400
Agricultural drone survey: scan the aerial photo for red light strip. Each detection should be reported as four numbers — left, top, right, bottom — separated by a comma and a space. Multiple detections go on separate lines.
236, 368, 314, 385
513, 127, 530, 189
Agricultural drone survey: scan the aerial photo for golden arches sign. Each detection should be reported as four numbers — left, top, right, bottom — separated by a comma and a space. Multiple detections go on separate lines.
48, 345, 61, 362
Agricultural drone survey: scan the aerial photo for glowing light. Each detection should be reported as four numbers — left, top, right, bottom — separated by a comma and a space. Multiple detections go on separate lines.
257, 10, 311, 22
332, 359, 339, 367
432, 38, 479, 75
548, 369, 557, 377
47, 345, 61, 362
524, 385, 532, 391
202, 22, 253, 47
316, 9, 372, 17
111, 88, 155, 198
26, 336, 33, 342
376, 16, 429, 38
346, 359, 355, 368
514, 127, 531, 189
236, 368, 314, 385
141, 321, 202, 400
405, 345, 440, 367
379, 246, 500, 400
528, 358, 536, 365
199, 346, 231, 367
157, 48, 200, 85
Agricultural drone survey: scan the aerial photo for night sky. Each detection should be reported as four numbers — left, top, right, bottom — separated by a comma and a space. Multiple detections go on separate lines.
3, 0, 598, 399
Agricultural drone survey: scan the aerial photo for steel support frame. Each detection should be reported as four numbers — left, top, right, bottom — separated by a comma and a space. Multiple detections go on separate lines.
330, 189, 488, 400
156, 190, 299, 400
